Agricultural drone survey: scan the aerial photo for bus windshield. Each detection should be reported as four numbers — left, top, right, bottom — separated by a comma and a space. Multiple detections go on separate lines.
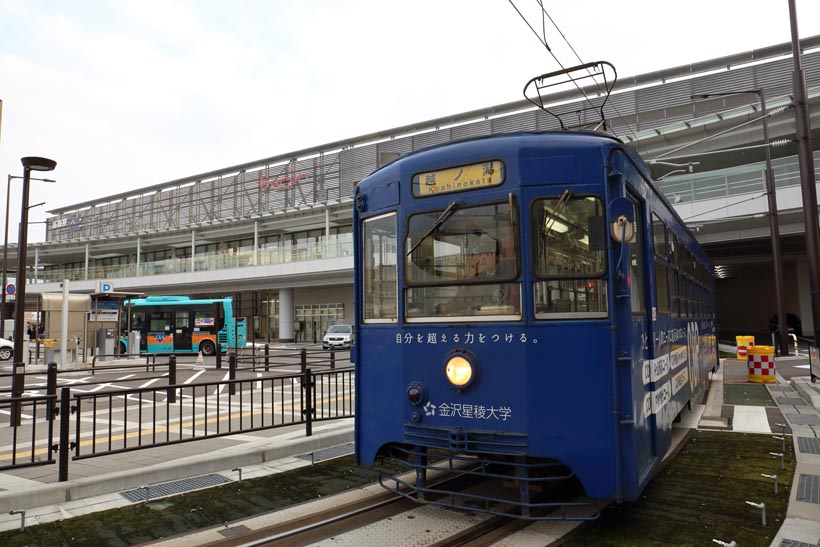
404, 201, 520, 320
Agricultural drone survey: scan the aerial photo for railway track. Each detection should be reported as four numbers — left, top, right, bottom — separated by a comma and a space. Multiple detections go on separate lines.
145, 423, 696, 547
179, 469, 584, 547
206, 494, 536, 547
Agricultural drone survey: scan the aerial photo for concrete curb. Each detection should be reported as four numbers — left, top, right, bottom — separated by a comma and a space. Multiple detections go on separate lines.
698, 365, 729, 430
791, 377, 820, 410
0, 426, 354, 514
766, 376, 820, 546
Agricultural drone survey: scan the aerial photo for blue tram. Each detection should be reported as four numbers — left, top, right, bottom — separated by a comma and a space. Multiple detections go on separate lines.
352, 130, 718, 518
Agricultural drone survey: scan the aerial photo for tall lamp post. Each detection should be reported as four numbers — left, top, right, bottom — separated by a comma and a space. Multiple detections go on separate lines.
692, 90, 789, 356
10, 157, 56, 427
1, 174, 55, 339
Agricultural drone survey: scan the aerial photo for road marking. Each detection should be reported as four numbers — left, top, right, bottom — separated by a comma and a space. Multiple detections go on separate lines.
139, 378, 161, 388
216, 373, 229, 395
0, 391, 356, 462
0, 409, 33, 419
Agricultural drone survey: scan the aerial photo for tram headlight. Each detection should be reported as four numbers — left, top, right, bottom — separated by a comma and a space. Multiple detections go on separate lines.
445, 355, 473, 388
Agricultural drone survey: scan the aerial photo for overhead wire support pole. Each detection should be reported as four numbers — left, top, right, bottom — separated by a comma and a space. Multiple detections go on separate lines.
690, 89, 789, 354
788, 0, 820, 349
758, 89, 790, 356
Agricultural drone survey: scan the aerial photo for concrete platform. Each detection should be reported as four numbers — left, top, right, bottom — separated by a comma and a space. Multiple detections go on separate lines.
0, 418, 354, 532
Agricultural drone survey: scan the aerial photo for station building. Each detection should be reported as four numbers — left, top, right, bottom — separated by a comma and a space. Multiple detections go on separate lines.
5, 36, 820, 344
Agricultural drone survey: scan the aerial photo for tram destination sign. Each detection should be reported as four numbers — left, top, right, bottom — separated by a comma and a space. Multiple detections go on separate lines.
413, 160, 505, 197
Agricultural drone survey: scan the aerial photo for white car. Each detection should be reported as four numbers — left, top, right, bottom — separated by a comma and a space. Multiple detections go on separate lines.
0, 338, 12, 361
322, 324, 353, 350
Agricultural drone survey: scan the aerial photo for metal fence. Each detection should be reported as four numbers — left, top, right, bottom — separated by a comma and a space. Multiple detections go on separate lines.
0, 394, 56, 471
0, 350, 354, 481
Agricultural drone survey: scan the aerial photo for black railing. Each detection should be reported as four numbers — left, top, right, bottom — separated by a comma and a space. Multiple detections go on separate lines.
234, 345, 350, 372
0, 394, 56, 471
0, 351, 356, 482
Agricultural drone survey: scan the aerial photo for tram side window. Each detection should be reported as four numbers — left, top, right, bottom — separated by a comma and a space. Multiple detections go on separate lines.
362, 213, 398, 322
652, 215, 670, 315
671, 271, 681, 318
532, 196, 607, 318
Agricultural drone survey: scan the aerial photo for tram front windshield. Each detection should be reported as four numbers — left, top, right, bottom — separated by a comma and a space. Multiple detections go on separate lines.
405, 202, 520, 320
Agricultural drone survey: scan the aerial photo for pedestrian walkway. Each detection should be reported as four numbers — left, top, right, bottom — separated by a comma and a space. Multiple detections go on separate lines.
765, 374, 820, 546
0, 417, 354, 532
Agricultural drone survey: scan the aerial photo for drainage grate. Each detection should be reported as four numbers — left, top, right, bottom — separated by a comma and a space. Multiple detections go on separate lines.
779, 540, 820, 547
786, 413, 820, 425
120, 473, 231, 503
219, 525, 252, 538
798, 437, 820, 455
777, 397, 807, 405
796, 474, 820, 504
296, 443, 354, 463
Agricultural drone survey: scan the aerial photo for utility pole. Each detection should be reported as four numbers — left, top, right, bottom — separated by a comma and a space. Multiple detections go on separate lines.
788, 0, 820, 346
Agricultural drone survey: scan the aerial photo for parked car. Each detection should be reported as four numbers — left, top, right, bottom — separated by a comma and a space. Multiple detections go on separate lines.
322, 324, 353, 350
0, 337, 13, 361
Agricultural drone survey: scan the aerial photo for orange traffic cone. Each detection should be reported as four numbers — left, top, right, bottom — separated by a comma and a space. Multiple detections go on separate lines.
196, 351, 204, 366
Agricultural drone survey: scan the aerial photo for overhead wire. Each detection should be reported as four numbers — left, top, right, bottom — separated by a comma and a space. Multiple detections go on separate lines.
683, 192, 767, 221
532, 0, 645, 151
506, 0, 601, 123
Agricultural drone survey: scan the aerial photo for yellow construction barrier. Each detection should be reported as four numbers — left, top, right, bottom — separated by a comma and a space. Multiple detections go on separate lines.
736, 335, 755, 359
747, 345, 776, 384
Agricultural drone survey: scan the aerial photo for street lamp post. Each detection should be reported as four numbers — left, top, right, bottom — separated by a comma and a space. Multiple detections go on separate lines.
1, 174, 55, 339
10, 157, 56, 426
692, 90, 789, 356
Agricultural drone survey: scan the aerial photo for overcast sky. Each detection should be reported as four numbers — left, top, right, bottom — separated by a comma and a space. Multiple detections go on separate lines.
2, 0, 820, 242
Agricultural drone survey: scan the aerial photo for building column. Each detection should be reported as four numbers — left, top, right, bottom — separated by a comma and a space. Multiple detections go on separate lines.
191, 230, 196, 272
796, 256, 814, 335
84, 243, 89, 280
34, 248, 39, 284
325, 207, 330, 257
253, 220, 259, 266
136, 238, 141, 276
278, 288, 295, 342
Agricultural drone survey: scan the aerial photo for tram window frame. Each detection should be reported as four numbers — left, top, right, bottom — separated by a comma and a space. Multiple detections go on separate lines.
404, 200, 521, 321
362, 212, 399, 323
629, 199, 645, 315
652, 214, 670, 316
652, 214, 666, 257
531, 195, 608, 320
670, 270, 681, 318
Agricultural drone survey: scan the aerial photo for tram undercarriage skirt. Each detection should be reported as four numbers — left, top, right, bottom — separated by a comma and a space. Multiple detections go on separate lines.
380, 445, 601, 521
